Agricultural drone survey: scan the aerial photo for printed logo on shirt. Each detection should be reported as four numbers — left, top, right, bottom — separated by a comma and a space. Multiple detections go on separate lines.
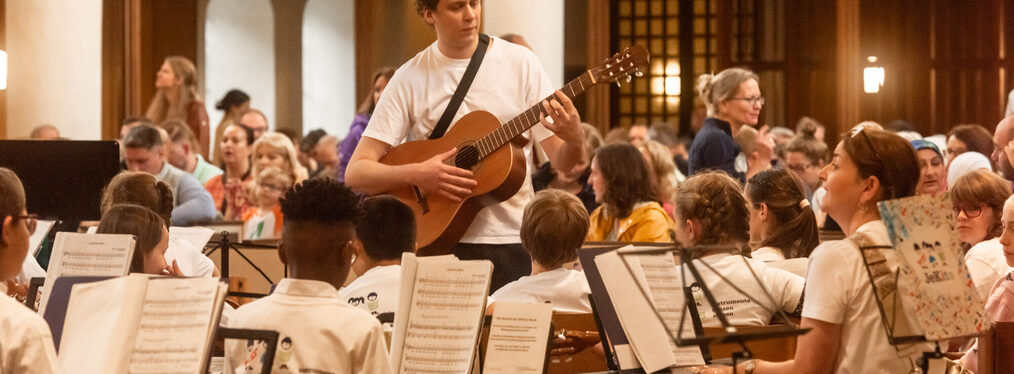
346, 291, 382, 315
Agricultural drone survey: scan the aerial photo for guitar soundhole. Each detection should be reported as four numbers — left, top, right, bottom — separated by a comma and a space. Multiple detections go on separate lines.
455, 145, 480, 169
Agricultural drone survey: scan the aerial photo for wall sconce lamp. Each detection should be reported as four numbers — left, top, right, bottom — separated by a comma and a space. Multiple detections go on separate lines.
0, 50, 7, 90
864, 56, 884, 94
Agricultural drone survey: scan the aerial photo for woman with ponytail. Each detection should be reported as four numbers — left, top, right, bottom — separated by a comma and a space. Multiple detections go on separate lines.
746, 168, 819, 261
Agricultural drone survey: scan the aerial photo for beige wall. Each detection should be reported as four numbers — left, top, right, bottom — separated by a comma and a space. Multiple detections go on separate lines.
483, 0, 565, 87
5, 0, 102, 140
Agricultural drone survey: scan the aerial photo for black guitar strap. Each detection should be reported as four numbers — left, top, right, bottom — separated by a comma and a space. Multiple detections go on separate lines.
429, 33, 490, 140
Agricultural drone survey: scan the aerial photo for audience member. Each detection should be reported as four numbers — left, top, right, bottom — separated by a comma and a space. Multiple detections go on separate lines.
242, 166, 290, 240
338, 67, 395, 183
795, 116, 825, 143
145, 56, 210, 156
950, 169, 1012, 299
224, 179, 392, 374
251, 132, 309, 186
911, 139, 947, 195
212, 89, 251, 164
206, 124, 254, 221
628, 124, 648, 147
646, 122, 689, 181
97, 204, 181, 276
673, 171, 804, 326
689, 67, 772, 182
29, 125, 60, 140
532, 122, 602, 213
0, 168, 60, 373
237, 108, 269, 141
746, 168, 819, 260
123, 125, 216, 226
639, 140, 678, 217
299, 129, 326, 178
313, 135, 341, 180
160, 120, 224, 184
586, 144, 672, 242
959, 194, 1014, 373
338, 196, 416, 316
783, 120, 829, 202
603, 127, 629, 144
947, 151, 993, 189
717, 127, 932, 373
768, 125, 794, 162
992, 116, 1014, 181
490, 189, 592, 313
119, 116, 153, 165
886, 119, 921, 141
947, 124, 995, 165
100, 171, 217, 277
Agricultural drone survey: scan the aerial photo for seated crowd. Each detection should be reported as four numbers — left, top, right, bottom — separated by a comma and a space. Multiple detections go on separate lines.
8, 22, 1014, 374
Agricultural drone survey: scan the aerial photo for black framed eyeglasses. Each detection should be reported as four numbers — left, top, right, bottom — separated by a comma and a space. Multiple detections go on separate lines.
7, 214, 38, 235
954, 205, 984, 219
730, 96, 765, 106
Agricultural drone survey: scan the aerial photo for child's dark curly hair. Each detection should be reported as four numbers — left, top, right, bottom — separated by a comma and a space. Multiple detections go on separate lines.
280, 179, 362, 224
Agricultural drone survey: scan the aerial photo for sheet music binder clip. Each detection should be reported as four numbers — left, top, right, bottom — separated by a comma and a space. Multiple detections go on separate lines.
615, 241, 810, 374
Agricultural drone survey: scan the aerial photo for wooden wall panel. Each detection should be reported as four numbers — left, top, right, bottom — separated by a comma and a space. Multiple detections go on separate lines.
354, 0, 434, 111
271, 0, 306, 133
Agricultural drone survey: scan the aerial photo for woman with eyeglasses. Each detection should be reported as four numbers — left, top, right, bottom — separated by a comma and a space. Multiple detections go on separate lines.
712, 126, 933, 374
688, 67, 772, 183
950, 169, 1012, 300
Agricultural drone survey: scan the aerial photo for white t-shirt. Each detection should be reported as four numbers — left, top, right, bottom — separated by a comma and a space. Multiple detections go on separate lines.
165, 235, 216, 278
489, 267, 592, 313
338, 265, 401, 316
0, 283, 60, 373
802, 220, 933, 374
681, 253, 803, 326
224, 278, 393, 374
750, 246, 786, 262
965, 238, 1013, 300
362, 37, 556, 244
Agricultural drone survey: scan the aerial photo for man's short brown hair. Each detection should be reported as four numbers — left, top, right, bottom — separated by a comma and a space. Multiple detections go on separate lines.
415, 0, 440, 15
159, 120, 199, 152
520, 189, 590, 269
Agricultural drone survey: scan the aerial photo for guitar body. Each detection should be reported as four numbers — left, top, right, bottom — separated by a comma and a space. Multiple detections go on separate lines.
379, 110, 527, 256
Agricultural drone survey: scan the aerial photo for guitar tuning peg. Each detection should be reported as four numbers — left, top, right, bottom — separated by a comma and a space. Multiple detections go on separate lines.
626, 75, 633, 83
615, 80, 623, 88
634, 71, 644, 77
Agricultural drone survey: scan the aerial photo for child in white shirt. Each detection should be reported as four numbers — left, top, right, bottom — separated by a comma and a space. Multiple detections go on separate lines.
224, 178, 392, 374
0, 167, 60, 373
490, 189, 592, 313
338, 196, 416, 316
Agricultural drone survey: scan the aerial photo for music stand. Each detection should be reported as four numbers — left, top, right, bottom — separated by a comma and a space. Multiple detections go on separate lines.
614, 244, 810, 374
211, 327, 280, 374
203, 231, 279, 282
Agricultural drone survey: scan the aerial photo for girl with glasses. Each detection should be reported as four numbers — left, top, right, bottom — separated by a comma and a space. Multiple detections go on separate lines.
950, 169, 1012, 300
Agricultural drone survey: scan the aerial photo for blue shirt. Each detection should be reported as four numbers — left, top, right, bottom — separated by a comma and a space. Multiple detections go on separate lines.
688, 117, 743, 182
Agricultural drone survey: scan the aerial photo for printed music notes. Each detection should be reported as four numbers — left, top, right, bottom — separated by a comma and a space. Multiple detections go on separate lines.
39, 232, 135, 315
390, 253, 493, 374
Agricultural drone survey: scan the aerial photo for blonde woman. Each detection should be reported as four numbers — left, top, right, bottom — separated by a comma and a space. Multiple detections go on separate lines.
250, 132, 309, 187
145, 56, 210, 156
639, 140, 678, 217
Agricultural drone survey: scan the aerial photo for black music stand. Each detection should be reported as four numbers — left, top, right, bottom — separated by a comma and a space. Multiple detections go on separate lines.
615, 244, 810, 374
203, 231, 279, 282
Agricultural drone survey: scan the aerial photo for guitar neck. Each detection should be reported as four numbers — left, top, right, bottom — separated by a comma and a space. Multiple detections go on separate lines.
474, 72, 597, 159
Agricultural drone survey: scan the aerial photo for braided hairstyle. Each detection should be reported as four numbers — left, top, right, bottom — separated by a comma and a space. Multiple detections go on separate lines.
675, 171, 750, 254
746, 168, 819, 258
101, 172, 175, 226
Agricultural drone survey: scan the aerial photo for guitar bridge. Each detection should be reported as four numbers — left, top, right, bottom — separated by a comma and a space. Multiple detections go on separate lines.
412, 186, 430, 213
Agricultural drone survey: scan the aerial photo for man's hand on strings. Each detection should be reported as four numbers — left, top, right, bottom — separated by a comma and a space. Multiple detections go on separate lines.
540, 90, 585, 145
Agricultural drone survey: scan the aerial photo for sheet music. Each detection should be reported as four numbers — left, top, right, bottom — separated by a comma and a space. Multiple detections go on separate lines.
627, 250, 706, 365
128, 277, 222, 374
58, 276, 149, 374
39, 233, 135, 315
482, 302, 553, 374
29, 219, 55, 256
169, 226, 215, 252
392, 254, 492, 374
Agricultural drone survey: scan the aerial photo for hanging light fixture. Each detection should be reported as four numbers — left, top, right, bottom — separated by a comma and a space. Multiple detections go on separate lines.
864, 56, 884, 94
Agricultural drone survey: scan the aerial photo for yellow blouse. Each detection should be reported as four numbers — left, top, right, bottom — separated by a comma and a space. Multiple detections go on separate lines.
586, 202, 674, 243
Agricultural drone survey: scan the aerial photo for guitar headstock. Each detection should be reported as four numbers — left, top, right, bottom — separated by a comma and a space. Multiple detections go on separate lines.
589, 45, 650, 86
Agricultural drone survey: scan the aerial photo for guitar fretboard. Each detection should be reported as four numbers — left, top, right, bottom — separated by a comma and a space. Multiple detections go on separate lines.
471, 72, 596, 160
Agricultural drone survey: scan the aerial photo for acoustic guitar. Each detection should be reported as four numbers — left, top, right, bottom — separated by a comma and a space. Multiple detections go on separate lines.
379, 45, 650, 255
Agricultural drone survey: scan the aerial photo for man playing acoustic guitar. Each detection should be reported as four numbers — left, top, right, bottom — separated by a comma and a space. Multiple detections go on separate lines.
346, 0, 586, 292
